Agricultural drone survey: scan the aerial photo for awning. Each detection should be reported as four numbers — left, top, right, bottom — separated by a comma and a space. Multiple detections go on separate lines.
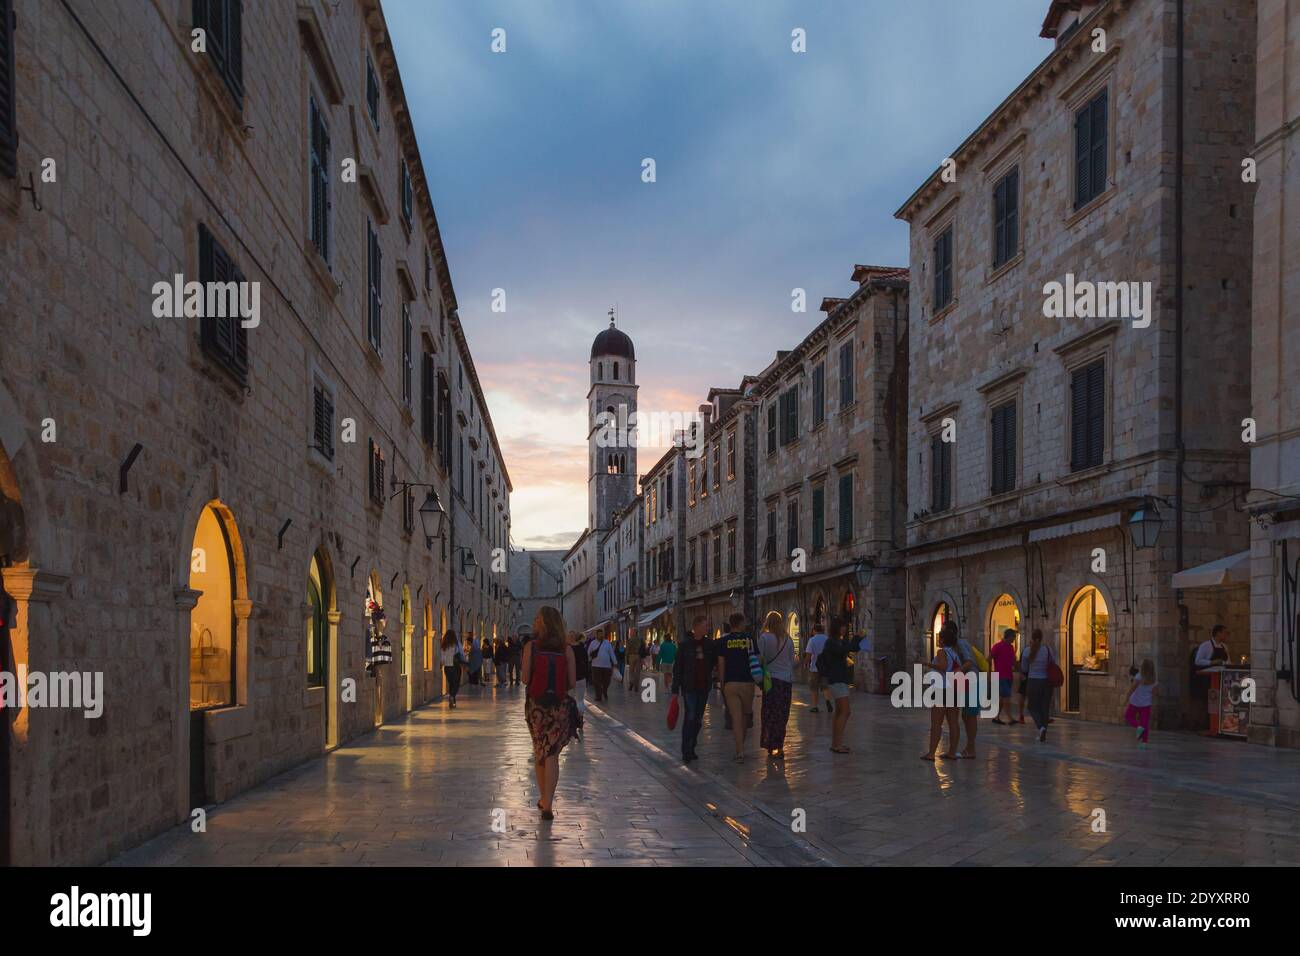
636, 606, 668, 627
753, 581, 797, 597
1172, 550, 1251, 589
1027, 511, 1123, 543
583, 618, 615, 635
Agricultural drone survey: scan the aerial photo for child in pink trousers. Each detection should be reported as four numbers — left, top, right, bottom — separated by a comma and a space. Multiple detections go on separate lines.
1125, 659, 1157, 749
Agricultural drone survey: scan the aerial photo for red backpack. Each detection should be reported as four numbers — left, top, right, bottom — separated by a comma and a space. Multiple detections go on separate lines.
528, 650, 565, 704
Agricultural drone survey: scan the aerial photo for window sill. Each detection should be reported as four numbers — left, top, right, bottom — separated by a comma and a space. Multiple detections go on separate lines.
930, 300, 957, 325
838, 401, 857, 416
365, 344, 384, 372
986, 251, 1024, 285
1059, 462, 1109, 485
985, 487, 1020, 505
304, 240, 339, 297
1065, 185, 1116, 227
812, 420, 828, 434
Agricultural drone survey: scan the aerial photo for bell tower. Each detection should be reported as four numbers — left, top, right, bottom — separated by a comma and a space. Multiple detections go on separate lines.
588, 309, 638, 534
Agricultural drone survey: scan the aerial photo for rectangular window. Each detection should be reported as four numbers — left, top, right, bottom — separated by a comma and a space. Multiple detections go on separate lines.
839, 342, 854, 407
699, 536, 708, 584
930, 435, 952, 513
401, 303, 413, 408
812, 363, 825, 427
367, 221, 382, 353
1070, 360, 1105, 471
457, 437, 464, 497
765, 508, 776, 561
0, 0, 15, 179
786, 499, 799, 555
400, 161, 413, 225
812, 486, 825, 551
838, 472, 853, 545
437, 372, 451, 467
993, 166, 1019, 268
402, 488, 414, 536
193, 0, 243, 107
365, 52, 380, 130
1074, 88, 1108, 209
991, 401, 1017, 495
700, 450, 709, 498
688, 459, 697, 505
766, 404, 777, 454
711, 444, 720, 489
368, 439, 386, 507
424, 248, 433, 293
666, 468, 673, 510
726, 524, 736, 574
197, 224, 249, 385
712, 532, 722, 578
312, 384, 334, 460
308, 95, 331, 263
779, 387, 799, 445
688, 539, 696, 585
726, 431, 736, 480
933, 225, 954, 311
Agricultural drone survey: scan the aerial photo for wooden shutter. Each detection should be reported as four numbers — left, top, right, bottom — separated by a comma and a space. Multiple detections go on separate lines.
931, 435, 951, 511
812, 487, 824, 550
992, 403, 1015, 494
1070, 365, 1092, 470
838, 472, 853, 543
1075, 100, 1092, 208
994, 176, 1007, 267
421, 352, 435, 446
1005, 168, 1019, 258
813, 364, 824, 424
313, 386, 334, 459
226, 0, 243, 104
1086, 360, 1105, 467
840, 342, 853, 405
197, 223, 248, 384
767, 404, 776, 452
1089, 89, 1108, 201
0, 0, 15, 179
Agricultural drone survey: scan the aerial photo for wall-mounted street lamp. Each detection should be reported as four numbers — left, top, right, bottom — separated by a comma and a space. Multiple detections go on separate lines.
854, 557, 901, 590
389, 477, 447, 550
453, 546, 479, 581
728, 588, 742, 608
1128, 497, 1163, 551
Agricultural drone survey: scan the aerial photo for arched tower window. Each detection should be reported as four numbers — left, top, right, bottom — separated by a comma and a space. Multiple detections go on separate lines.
597, 362, 603, 380
613, 361, 619, 380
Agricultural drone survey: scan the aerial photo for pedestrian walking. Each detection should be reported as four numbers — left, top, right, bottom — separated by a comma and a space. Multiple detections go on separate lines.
494, 636, 510, 686
954, 629, 982, 759
1125, 659, 1158, 748
990, 628, 1018, 725
757, 611, 794, 760
921, 621, 962, 761
649, 638, 660, 671
508, 633, 523, 685
626, 634, 644, 691
717, 612, 758, 763
803, 622, 832, 713
522, 606, 579, 821
482, 636, 495, 685
672, 614, 718, 763
657, 633, 677, 691
615, 638, 626, 682
440, 630, 464, 708
467, 632, 482, 686
819, 617, 862, 754
568, 629, 590, 722
1021, 628, 1058, 742
589, 634, 617, 702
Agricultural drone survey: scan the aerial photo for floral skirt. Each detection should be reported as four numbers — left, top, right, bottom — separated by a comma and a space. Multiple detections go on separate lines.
525, 695, 582, 760
760, 678, 793, 750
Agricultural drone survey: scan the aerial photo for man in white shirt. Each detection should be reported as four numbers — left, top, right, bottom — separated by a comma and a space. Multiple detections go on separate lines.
803, 624, 832, 713
589, 635, 618, 703
1194, 624, 1231, 668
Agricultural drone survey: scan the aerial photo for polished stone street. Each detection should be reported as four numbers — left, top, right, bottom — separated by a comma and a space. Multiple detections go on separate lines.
112, 680, 1300, 867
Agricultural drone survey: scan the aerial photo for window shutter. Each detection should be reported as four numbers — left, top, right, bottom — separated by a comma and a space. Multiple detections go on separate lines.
1006, 168, 1018, 257
767, 404, 776, 452
993, 177, 1006, 267
838, 472, 853, 543
1086, 361, 1105, 466
227, 0, 243, 104
1003, 403, 1016, 491
839, 342, 853, 405
421, 352, 434, 446
1075, 102, 1092, 209
1090, 89, 1108, 201
1070, 367, 1089, 470
933, 235, 943, 305
931, 435, 942, 510
991, 407, 1005, 495
812, 487, 824, 550
0, 0, 16, 179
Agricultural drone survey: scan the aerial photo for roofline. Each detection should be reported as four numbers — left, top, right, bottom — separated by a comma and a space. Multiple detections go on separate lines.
893, 0, 1119, 222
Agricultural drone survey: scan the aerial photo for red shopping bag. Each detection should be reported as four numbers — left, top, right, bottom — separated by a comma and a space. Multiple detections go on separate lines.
1047, 661, 1065, 688
666, 694, 680, 730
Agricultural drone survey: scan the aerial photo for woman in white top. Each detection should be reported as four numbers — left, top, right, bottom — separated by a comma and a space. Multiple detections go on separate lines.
1021, 628, 1058, 741
440, 630, 465, 708
921, 621, 962, 761
758, 611, 796, 759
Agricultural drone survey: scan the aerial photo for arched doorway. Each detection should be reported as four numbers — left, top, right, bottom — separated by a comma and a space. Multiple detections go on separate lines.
400, 585, 412, 712
928, 601, 951, 661
0, 441, 26, 867
812, 595, 827, 632
987, 592, 1022, 655
840, 589, 856, 634
188, 502, 241, 807
1065, 585, 1111, 711
307, 551, 337, 749
787, 610, 802, 673
423, 598, 434, 691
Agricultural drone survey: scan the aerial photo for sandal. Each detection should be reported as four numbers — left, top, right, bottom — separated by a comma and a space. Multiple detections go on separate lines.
830, 746, 850, 754
920, 754, 936, 761
941, 752, 961, 759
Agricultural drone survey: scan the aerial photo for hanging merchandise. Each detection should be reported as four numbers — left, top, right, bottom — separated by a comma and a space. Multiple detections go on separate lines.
366, 600, 393, 675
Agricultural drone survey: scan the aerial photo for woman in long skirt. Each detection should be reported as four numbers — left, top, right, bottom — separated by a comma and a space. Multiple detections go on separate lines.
757, 611, 796, 759
440, 630, 463, 708
523, 607, 580, 820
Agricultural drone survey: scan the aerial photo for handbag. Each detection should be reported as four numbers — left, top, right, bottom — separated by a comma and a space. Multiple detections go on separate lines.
666, 694, 680, 730
1047, 661, 1065, 688
748, 636, 764, 685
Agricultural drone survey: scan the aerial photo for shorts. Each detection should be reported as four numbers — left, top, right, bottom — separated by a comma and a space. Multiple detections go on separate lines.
828, 682, 850, 700
660, 662, 674, 675
723, 681, 755, 717
999, 677, 1013, 698
1018, 676, 1029, 697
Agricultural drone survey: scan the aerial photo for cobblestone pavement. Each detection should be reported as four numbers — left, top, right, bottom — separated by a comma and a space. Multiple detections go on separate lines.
111, 678, 1300, 867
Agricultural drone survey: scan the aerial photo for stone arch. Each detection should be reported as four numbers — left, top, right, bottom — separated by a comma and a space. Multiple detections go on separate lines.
921, 588, 963, 661
980, 585, 1028, 654
1057, 574, 1122, 712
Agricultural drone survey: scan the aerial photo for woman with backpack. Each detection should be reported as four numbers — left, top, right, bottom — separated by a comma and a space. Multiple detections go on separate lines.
522, 606, 579, 820
1021, 628, 1059, 742
757, 610, 795, 760
921, 621, 962, 761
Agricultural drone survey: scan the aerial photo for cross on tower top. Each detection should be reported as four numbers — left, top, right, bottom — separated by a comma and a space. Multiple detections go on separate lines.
608, 307, 616, 327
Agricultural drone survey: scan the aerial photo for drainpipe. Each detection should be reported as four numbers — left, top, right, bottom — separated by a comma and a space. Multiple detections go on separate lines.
1174, 0, 1188, 649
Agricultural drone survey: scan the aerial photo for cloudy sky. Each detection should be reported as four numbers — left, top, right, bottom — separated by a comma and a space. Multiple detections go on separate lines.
385, 0, 1053, 550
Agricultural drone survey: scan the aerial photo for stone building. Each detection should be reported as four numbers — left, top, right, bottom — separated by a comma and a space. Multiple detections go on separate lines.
639, 444, 684, 643
683, 386, 756, 637
750, 268, 910, 679
599, 495, 642, 647
1247, 0, 1300, 748
508, 548, 565, 634
562, 530, 598, 635
894, 0, 1255, 728
0, 0, 510, 865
